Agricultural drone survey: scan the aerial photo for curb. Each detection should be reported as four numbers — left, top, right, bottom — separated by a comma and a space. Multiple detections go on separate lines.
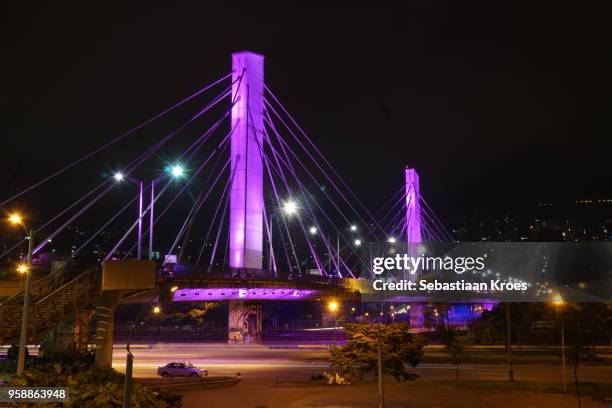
138, 376, 240, 392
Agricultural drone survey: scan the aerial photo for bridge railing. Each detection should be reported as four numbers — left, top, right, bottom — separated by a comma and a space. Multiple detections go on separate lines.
159, 264, 355, 287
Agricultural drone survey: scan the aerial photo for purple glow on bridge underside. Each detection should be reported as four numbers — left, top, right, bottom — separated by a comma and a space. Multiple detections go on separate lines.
173, 288, 320, 301
405, 167, 422, 244
229, 52, 265, 269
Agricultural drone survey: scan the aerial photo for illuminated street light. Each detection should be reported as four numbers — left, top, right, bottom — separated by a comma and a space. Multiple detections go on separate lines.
309, 226, 317, 235
387, 237, 397, 243
7, 212, 34, 376
8, 213, 23, 225
354, 239, 362, 247
113, 172, 124, 182
327, 300, 339, 348
152, 306, 161, 314
170, 286, 179, 292
282, 200, 298, 215
551, 293, 567, 392
170, 164, 185, 178
350, 225, 357, 232
551, 294, 564, 306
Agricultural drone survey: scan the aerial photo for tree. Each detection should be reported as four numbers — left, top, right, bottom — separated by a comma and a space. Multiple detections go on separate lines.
448, 333, 474, 383
558, 303, 611, 407
330, 323, 425, 382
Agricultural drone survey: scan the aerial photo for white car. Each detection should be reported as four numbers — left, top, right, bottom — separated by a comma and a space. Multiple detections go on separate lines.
157, 362, 208, 378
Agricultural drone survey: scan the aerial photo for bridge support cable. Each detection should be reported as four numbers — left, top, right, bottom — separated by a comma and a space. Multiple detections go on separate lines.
261, 110, 331, 277
420, 197, 454, 242
381, 188, 411, 240
258, 129, 361, 278
262, 114, 366, 276
255, 131, 303, 277
264, 87, 388, 239
111, 129, 231, 260
0, 73, 233, 209
31, 88, 233, 257
258, 144, 317, 277
105, 178, 176, 260
195, 159, 236, 267
261, 207, 278, 276
260, 131, 360, 278
0, 177, 117, 260
125, 113, 237, 260
419, 201, 451, 242
264, 104, 382, 275
208, 186, 230, 268
71, 190, 143, 257
122, 134, 232, 259
244, 111, 300, 277
176, 75, 247, 265
175, 138, 231, 261
249, 108, 327, 277
376, 186, 408, 231
178, 90, 234, 162
167, 159, 230, 263
263, 99, 383, 244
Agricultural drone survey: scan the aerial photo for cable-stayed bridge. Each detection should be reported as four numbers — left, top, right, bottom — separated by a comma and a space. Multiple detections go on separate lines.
0, 52, 463, 365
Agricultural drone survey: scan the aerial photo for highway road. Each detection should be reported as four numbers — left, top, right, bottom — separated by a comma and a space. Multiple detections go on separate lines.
111, 342, 612, 383
110, 343, 611, 408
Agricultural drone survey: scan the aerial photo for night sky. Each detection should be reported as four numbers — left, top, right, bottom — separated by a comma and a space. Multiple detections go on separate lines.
1, 3, 610, 223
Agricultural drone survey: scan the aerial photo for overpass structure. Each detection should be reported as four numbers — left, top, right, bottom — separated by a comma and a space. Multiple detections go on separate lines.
0, 51, 464, 366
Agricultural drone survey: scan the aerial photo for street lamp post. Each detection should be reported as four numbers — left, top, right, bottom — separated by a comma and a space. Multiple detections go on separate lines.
114, 164, 185, 261
552, 294, 567, 392
137, 181, 143, 259
115, 172, 144, 260
8, 214, 34, 376
328, 300, 339, 348
149, 179, 155, 260
377, 337, 384, 408
505, 302, 514, 382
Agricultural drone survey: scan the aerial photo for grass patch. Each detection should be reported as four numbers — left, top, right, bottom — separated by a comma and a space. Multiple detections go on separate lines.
402, 379, 612, 400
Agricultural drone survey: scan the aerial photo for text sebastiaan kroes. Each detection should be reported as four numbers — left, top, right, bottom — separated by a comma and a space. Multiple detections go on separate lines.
371, 254, 528, 292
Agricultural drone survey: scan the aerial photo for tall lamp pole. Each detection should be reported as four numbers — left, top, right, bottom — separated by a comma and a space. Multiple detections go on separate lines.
505, 302, 514, 382
552, 294, 567, 392
113, 163, 186, 262
377, 337, 384, 408
328, 300, 339, 348
8, 213, 34, 376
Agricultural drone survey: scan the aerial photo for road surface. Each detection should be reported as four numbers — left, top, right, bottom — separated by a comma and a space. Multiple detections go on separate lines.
111, 342, 611, 382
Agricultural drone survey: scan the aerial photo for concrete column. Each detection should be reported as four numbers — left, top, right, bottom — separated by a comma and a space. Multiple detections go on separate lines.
405, 167, 422, 281
94, 291, 121, 366
228, 300, 262, 343
405, 167, 422, 244
229, 52, 265, 269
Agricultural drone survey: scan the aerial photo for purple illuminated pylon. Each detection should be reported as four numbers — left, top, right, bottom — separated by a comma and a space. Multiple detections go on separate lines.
229, 52, 265, 269
405, 167, 422, 244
